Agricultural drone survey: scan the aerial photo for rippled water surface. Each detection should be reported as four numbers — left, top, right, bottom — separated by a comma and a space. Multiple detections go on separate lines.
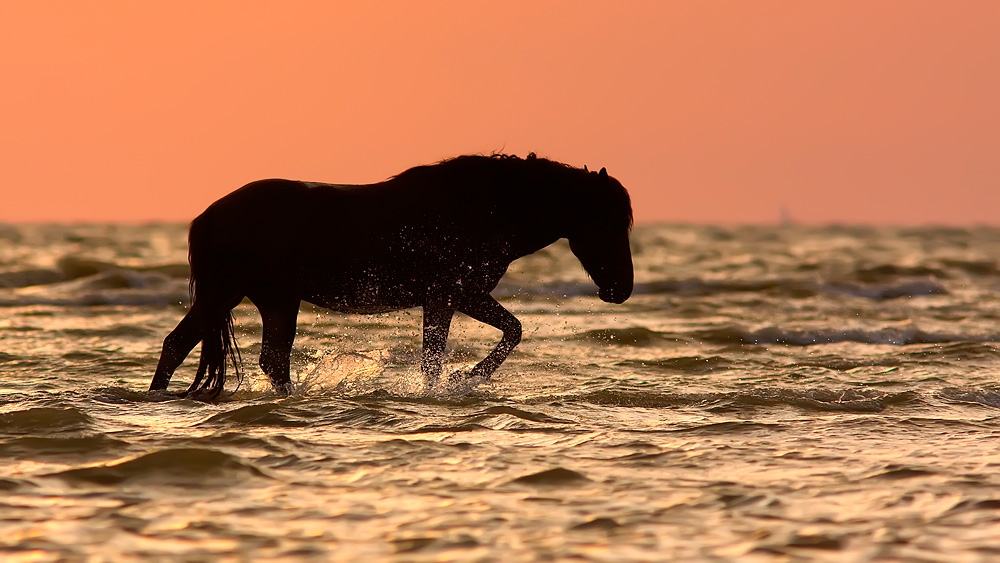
4, 223, 1000, 560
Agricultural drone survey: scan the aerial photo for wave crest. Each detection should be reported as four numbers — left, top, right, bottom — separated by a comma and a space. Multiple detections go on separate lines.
46, 447, 270, 487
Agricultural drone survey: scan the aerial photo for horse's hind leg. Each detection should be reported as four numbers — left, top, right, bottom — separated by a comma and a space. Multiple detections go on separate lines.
255, 297, 300, 395
458, 295, 522, 379
149, 306, 202, 391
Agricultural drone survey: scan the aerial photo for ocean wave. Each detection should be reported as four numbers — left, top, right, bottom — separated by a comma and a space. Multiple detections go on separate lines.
633, 278, 819, 298
509, 467, 591, 486
325, 406, 407, 428
194, 398, 573, 434
0, 434, 131, 459
726, 388, 918, 413
0, 477, 29, 491
937, 387, 1000, 409
0, 284, 188, 307
198, 403, 314, 428
939, 258, 1000, 276
852, 263, 949, 282
822, 279, 948, 300
90, 386, 178, 404
194, 432, 307, 455
897, 417, 992, 430
864, 463, 938, 481
667, 421, 786, 435
636, 276, 949, 300
0, 262, 956, 310
498, 275, 950, 301
0, 267, 65, 288
895, 342, 1000, 360
409, 422, 488, 433
549, 389, 697, 408
572, 327, 679, 347
621, 349, 984, 375
474, 405, 574, 425
617, 355, 734, 374
0, 255, 189, 307
0, 256, 188, 290
45, 447, 271, 487
690, 325, 997, 347
428, 405, 578, 433
552, 387, 916, 413
57, 256, 189, 280
59, 325, 158, 339
0, 406, 95, 434
781, 355, 897, 371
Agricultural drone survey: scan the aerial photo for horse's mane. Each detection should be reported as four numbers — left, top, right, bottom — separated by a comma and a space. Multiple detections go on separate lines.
389, 152, 570, 179
389, 153, 633, 229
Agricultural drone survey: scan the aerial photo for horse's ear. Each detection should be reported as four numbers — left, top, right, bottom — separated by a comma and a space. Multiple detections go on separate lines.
599, 167, 608, 179
584, 165, 589, 172
527, 152, 537, 160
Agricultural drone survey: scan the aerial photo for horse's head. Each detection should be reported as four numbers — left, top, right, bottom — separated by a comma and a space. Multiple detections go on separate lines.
567, 167, 634, 304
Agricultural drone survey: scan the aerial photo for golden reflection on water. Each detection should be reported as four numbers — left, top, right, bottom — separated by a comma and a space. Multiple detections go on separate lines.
5, 224, 1000, 558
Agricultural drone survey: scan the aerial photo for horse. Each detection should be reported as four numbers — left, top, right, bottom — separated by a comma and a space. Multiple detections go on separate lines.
148, 153, 633, 400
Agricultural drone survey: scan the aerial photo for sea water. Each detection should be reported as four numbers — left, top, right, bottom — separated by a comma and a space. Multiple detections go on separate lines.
2, 223, 1000, 560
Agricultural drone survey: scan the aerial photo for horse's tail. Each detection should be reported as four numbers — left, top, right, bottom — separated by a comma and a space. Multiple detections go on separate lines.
185, 211, 242, 401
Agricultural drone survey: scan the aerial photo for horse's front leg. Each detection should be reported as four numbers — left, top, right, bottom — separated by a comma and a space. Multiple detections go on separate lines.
421, 303, 455, 387
457, 295, 522, 379
150, 307, 202, 391
256, 297, 300, 396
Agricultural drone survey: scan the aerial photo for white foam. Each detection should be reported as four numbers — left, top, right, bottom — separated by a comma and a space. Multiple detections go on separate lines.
296, 351, 387, 395
287, 350, 492, 398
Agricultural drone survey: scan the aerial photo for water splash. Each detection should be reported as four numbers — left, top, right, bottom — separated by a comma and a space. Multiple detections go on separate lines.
424, 368, 493, 398
295, 351, 387, 395
277, 350, 495, 399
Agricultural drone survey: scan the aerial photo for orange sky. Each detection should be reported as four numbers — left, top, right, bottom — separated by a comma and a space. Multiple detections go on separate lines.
2, 1, 998, 224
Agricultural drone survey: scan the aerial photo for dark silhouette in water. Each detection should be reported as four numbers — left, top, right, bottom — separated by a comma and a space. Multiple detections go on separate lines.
149, 153, 633, 400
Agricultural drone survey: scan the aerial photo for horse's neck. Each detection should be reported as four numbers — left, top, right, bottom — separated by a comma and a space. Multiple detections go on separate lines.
508, 231, 562, 260
504, 179, 580, 259
505, 209, 576, 260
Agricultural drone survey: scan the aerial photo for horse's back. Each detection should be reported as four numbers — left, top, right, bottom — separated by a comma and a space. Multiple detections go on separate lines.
190, 180, 324, 265
198, 179, 360, 235
190, 178, 422, 269
208, 179, 330, 217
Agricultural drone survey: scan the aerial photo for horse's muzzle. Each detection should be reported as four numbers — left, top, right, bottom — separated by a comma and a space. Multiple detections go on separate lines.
599, 286, 631, 304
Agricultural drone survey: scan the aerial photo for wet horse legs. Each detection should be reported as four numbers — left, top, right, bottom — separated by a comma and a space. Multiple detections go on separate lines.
149, 307, 202, 391
256, 297, 300, 395
421, 303, 454, 387
459, 295, 522, 378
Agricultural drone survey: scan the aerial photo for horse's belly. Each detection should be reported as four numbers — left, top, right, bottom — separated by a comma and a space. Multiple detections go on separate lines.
259, 248, 510, 312
304, 292, 422, 314
300, 272, 425, 313
308, 301, 415, 315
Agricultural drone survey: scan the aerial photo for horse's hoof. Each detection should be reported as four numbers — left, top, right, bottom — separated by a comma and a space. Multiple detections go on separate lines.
422, 377, 440, 393
185, 389, 215, 403
274, 382, 296, 397
448, 368, 490, 384
447, 369, 471, 384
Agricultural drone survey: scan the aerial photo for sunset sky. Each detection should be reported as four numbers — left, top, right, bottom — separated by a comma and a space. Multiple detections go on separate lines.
2, 2, 998, 224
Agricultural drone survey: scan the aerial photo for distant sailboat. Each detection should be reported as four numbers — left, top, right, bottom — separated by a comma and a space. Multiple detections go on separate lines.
780, 204, 794, 226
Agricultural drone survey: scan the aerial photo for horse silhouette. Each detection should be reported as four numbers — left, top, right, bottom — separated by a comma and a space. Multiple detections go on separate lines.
149, 153, 633, 400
